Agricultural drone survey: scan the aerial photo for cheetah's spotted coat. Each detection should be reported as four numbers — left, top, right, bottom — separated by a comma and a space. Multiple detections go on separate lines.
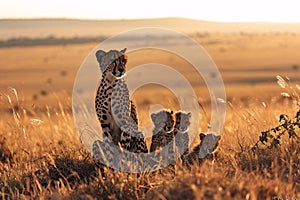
92, 48, 147, 168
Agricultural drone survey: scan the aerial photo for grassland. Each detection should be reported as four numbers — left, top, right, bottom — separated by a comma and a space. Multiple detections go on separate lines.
0, 30, 300, 199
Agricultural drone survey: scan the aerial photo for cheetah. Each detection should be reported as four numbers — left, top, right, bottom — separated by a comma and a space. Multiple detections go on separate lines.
94, 48, 140, 150
150, 109, 175, 165
182, 132, 221, 169
92, 48, 148, 168
174, 111, 191, 160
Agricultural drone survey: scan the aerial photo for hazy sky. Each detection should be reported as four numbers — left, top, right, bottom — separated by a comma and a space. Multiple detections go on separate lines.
1, 0, 300, 22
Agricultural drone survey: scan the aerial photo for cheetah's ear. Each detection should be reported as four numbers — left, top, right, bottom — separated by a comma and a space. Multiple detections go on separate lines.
151, 113, 157, 122
199, 133, 206, 140
120, 48, 127, 53
95, 50, 106, 64
187, 112, 192, 118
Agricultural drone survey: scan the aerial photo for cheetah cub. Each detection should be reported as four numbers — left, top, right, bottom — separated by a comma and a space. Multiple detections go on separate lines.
182, 132, 221, 169
174, 111, 192, 160
150, 109, 175, 164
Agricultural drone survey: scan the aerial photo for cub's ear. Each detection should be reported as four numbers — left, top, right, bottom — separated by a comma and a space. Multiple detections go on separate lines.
151, 113, 157, 122
187, 112, 192, 118
199, 133, 206, 140
120, 48, 127, 53
95, 50, 106, 64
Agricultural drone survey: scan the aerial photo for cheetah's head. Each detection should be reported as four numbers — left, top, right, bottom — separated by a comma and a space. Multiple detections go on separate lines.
151, 110, 175, 133
174, 111, 192, 133
199, 132, 221, 152
95, 48, 127, 79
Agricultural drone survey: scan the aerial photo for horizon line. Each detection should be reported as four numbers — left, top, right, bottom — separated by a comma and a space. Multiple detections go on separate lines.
1, 16, 300, 24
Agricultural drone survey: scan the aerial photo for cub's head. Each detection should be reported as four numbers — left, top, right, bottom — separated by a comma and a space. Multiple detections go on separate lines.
199, 132, 221, 153
174, 111, 191, 133
95, 48, 127, 78
151, 110, 174, 133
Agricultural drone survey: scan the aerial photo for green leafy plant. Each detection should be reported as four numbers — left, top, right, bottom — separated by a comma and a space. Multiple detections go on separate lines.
251, 76, 300, 151
251, 110, 300, 151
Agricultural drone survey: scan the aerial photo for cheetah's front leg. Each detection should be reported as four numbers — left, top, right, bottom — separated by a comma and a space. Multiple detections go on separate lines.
130, 100, 139, 125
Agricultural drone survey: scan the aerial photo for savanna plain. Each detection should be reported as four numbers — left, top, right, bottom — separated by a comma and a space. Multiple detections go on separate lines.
0, 19, 300, 199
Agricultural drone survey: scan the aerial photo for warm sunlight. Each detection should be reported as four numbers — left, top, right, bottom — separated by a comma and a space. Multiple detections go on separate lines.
1, 0, 300, 198
1, 0, 300, 22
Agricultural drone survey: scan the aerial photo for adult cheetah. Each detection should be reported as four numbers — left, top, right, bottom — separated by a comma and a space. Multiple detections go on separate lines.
94, 48, 139, 150
92, 48, 148, 168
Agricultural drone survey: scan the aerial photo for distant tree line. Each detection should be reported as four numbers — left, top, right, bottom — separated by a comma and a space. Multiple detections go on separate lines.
0, 35, 107, 48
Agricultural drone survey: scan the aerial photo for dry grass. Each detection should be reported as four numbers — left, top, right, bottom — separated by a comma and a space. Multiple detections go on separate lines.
0, 87, 299, 199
